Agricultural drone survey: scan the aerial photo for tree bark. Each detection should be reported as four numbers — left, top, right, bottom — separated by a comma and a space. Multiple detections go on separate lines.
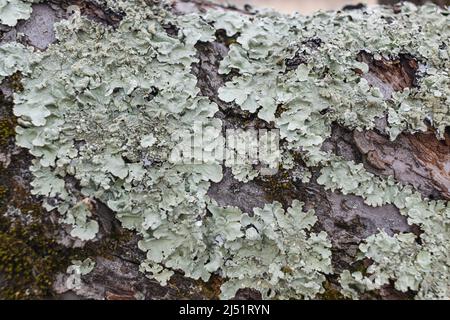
0, 0, 447, 300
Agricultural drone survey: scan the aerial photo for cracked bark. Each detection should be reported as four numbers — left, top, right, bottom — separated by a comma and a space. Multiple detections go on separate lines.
0, 0, 447, 300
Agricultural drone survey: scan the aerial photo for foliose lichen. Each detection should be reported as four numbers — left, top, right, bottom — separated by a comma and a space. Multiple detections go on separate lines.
7, 0, 450, 299
209, 200, 333, 299
0, 0, 40, 27
319, 158, 449, 299
214, 2, 449, 299
0, 42, 40, 83
65, 257, 95, 290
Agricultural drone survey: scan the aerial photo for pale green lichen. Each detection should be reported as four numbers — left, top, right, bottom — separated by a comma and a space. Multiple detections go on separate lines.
66, 201, 99, 241
0, 42, 40, 82
65, 258, 95, 290
14, 5, 222, 249
208, 200, 332, 299
318, 157, 449, 299
217, 2, 449, 158
224, 129, 260, 182
0, 0, 39, 27
8, 0, 450, 299
340, 228, 449, 299
215, 3, 449, 298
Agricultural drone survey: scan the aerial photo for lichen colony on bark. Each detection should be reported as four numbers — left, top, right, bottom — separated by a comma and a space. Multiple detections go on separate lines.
0, 0, 448, 299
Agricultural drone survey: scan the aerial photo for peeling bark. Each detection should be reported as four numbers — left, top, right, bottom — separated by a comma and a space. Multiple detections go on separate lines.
357, 51, 419, 99
354, 130, 450, 200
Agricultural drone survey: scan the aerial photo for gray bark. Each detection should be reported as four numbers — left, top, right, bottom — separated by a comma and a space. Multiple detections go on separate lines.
0, 0, 446, 300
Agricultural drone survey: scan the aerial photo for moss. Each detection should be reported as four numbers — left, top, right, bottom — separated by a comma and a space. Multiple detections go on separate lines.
0, 232, 55, 299
0, 219, 74, 299
0, 94, 16, 148
0, 118, 16, 147
0, 95, 123, 299
318, 279, 346, 300
0, 93, 76, 299
7, 71, 24, 92
0, 167, 136, 299
0, 182, 133, 299
197, 274, 224, 300
0, 185, 6, 206
0, 177, 75, 299
257, 168, 299, 208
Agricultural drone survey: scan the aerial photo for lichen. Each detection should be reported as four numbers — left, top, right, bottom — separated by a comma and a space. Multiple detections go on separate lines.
0, 0, 39, 27
8, 0, 450, 300
311, 152, 449, 299
223, 128, 280, 182
208, 200, 332, 299
0, 0, 31, 27
217, 2, 449, 158
0, 42, 40, 83
65, 257, 95, 290
214, 2, 449, 299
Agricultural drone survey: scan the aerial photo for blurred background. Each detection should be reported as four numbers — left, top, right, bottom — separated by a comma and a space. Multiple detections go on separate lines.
215, 0, 376, 14
213, 0, 448, 14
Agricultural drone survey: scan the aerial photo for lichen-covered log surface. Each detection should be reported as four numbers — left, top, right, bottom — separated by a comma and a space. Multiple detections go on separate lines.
0, 0, 448, 300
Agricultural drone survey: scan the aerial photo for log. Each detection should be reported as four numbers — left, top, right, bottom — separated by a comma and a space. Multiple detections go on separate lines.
0, 0, 448, 300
